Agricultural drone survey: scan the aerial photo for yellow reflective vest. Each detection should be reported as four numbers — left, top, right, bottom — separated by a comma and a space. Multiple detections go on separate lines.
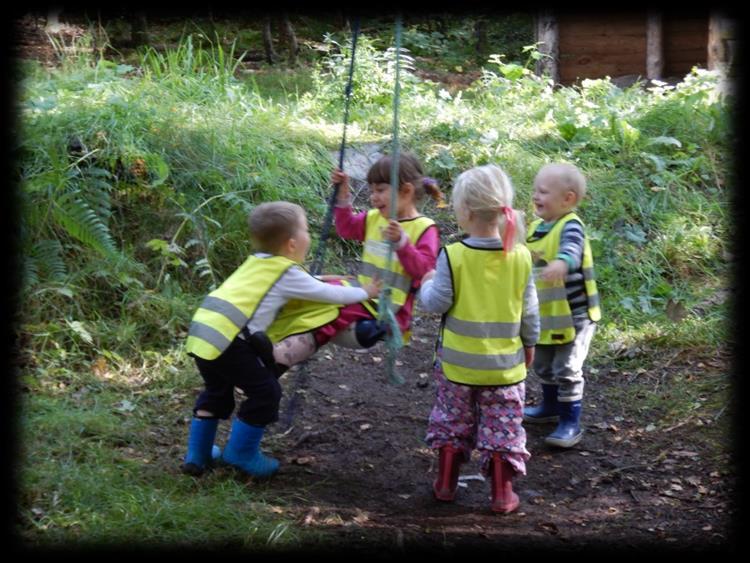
440, 241, 532, 386
358, 209, 436, 317
185, 255, 296, 360
526, 212, 601, 345
265, 296, 341, 344
265, 210, 437, 346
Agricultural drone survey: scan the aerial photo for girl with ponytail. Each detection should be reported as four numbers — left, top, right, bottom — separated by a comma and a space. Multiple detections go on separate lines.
418, 164, 540, 514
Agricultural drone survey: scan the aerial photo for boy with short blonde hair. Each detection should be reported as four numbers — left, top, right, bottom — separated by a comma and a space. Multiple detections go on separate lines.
182, 201, 379, 478
523, 163, 601, 448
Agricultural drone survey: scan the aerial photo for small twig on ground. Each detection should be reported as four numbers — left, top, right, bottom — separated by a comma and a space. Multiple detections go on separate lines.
589, 449, 669, 486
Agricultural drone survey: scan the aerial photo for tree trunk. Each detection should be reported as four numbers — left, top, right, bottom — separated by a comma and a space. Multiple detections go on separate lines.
130, 11, 149, 48
262, 17, 276, 64
646, 11, 664, 81
45, 8, 63, 32
281, 13, 299, 65
708, 11, 736, 72
474, 18, 488, 55
535, 10, 559, 83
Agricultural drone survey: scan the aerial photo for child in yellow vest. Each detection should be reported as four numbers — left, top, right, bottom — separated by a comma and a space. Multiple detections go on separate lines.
271, 153, 444, 369
419, 164, 539, 514
523, 163, 601, 449
182, 202, 379, 478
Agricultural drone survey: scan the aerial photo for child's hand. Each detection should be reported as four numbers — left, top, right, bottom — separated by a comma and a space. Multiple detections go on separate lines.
422, 269, 436, 284
381, 220, 404, 244
331, 168, 351, 202
524, 346, 535, 368
539, 259, 568, 283
363, 276, 383, 299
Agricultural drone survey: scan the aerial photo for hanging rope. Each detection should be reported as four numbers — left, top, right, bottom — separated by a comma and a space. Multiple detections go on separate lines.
310, 17, 361, 277
283, 18, 360, 429
377, 14, 405, 386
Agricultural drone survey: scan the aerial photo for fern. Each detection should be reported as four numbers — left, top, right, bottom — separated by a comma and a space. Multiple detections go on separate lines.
51, 189, 117, 256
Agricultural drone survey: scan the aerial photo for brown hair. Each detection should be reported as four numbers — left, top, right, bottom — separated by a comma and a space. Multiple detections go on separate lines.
247, 201, 305, 253
366, 152, 444, 206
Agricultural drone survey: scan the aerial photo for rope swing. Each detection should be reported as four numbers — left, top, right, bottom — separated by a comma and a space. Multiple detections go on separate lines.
285, 16, 406, 430
282, 18, 360, 429
310, 17, 361, 277
377, 14, 406, 386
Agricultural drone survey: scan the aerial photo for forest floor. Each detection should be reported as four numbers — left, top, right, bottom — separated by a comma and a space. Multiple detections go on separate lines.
234, 311, 737, 554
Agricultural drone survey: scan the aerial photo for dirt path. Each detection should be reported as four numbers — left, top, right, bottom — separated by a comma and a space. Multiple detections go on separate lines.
212, 313, 735, 552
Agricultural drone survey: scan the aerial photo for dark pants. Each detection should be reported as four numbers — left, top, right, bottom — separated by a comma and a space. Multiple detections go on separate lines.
191, 335, 282, 427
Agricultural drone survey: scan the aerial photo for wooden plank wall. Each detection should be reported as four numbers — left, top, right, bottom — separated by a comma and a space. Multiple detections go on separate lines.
555, 12, 710, 84
663, 13, 708, 77
557, 13, 647, 84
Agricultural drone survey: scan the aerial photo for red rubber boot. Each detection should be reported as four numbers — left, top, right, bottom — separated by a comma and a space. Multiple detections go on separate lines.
490, 453, 520, 514
432, 445, 465, 501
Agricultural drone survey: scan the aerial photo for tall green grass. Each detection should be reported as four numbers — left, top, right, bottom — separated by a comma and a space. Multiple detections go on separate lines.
16, 29, 732, 363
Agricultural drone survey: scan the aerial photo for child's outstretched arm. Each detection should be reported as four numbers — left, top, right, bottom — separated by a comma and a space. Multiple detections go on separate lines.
282, 266, 379, 304
417, 249, 453, 314
539, 220, 585, 282
331, 168, 367, 241
393, 224, 440, 281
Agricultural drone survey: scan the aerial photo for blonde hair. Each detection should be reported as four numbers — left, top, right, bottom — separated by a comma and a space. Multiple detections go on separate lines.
247, 201, 305, 253
536, 162, 587, 203
452, 164, 526, 244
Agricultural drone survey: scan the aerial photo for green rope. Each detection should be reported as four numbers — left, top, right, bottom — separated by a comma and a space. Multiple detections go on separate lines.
377, 14, 405, 386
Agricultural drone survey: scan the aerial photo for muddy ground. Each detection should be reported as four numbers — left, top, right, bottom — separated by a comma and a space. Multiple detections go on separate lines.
210, 311, 737, 554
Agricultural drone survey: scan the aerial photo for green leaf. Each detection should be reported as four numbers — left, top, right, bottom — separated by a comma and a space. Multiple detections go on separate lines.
647, 136, 682, 148
144, 154, 170, 187
499, 63, 525, 81
558, 122, 578, 142
146, 239, 169, 253
52, 192, 117, 256
623, 224, 647, 245
116, 64, 135, 75
66, 320, 93, 345
643, 153, 666, 172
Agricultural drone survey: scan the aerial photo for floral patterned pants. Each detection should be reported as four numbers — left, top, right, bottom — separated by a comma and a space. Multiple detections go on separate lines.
425, 356, 531, 476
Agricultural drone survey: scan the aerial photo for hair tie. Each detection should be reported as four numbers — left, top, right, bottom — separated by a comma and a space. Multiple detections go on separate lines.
500, 206, 516, 255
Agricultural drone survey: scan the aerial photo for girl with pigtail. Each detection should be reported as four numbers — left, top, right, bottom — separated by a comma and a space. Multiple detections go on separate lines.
270, 152, 445, 370
418, 164, 540, 514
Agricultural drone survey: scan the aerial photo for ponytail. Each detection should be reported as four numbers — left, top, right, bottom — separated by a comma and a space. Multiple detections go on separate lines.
422, 177, 447, 208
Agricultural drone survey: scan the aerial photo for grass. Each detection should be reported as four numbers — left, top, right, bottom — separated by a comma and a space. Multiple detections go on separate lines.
14, 17, 734, 546
17, 352, 314, 548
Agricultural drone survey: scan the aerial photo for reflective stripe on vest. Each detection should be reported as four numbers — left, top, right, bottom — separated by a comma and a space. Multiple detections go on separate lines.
526, 212, 601, 345
185, 255, 296, 360
358, 209, 436, 318
440, 242, 531, 386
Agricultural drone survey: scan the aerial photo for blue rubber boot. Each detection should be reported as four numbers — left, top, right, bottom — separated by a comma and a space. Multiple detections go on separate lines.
523, 384, 559, 423
545, 400, 583, 448
221, 418, 279, 478
355, 319, 387, 348
182, 417, 219, 476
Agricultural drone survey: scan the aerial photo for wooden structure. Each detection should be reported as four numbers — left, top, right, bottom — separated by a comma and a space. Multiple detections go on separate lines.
535, 11, 737, 85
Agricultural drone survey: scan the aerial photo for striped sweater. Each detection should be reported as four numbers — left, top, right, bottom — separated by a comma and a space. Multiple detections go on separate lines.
528, 219, 589, 321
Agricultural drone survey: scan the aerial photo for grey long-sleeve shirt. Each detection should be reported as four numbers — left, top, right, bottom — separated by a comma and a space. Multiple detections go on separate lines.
418, 237, 540, 348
